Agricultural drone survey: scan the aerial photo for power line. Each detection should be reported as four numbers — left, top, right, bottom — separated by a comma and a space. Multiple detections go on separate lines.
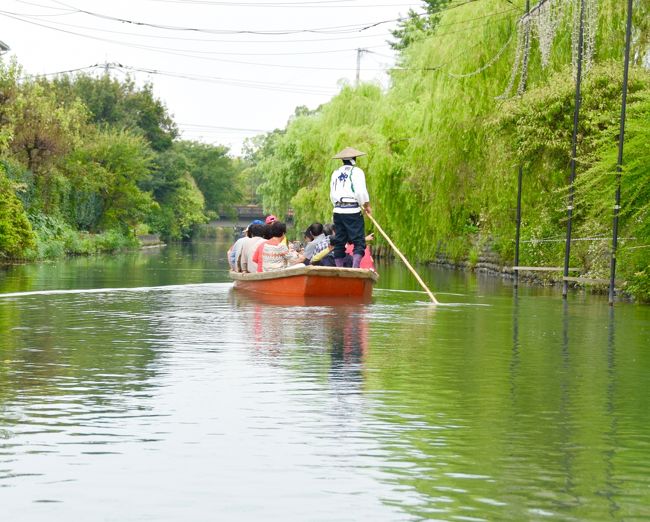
6, 0, 511, 46
133, 0, 420, 7
7, 10, 392, 44
46, 0, 428, 35
34, 62, 340, 95
2, 0, 517, 74
41, 0, 486, 36
2, 11, 436, 71
6, 12, 393, 44
19, 0, 417, 7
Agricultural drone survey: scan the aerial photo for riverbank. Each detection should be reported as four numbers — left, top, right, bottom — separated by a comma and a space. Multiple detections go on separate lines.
371, 242, 635, 301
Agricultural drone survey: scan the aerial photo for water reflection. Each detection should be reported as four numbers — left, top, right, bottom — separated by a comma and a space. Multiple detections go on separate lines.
605, 307, 620, 518
510, 289, 521, 401
327, 307, 368, 381
229, 289, 370, 387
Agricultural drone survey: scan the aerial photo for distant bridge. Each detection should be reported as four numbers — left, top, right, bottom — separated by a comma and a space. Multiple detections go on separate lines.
211, 205, 293, 228
233, 205, 265, 221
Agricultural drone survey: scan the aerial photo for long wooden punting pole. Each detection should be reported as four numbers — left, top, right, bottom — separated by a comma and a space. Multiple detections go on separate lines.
366, 213, 439, 304
609, 0, 634, 306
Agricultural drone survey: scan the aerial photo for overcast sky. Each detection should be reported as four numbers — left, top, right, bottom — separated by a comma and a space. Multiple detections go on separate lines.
0, 0, 424, 155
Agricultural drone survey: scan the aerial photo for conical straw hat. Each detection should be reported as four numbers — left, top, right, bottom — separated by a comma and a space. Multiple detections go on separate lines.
332, 147, 366, 160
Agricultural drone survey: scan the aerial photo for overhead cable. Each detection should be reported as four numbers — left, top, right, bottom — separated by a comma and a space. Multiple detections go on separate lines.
44, 0, 483, 35
1, 11, 440, 71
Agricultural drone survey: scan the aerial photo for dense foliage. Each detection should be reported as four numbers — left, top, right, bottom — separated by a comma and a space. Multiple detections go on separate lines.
0, 60, 243, 259
245, 0, 650, 300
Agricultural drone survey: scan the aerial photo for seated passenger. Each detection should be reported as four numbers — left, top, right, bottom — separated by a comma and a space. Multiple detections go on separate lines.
228, 220, 263, 271
311, 226, 374, 269
311, 223, 351, 267
237, 223, 267, 273
303, 223, 330, 265
265, 214, 287, 246
252, 221, 304, 272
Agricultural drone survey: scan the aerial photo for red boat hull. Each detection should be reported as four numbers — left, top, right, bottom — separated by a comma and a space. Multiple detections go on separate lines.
230, 266, 377, 300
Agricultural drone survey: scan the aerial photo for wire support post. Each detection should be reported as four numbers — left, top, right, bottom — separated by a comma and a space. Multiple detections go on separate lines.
514, 165, 523, 288
609, 0, 633, 306
563, 0, 586, 299
513, 1, 529, 291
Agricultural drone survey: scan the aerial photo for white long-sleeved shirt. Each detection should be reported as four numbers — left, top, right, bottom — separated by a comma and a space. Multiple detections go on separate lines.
238, 236, 266, 272
330, 165, 369, 214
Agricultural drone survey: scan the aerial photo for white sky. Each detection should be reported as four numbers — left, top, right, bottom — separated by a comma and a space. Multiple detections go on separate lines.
0, 0, 423, 155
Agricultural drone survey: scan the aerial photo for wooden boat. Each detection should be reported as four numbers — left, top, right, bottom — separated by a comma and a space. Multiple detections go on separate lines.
229, 265, 378, 301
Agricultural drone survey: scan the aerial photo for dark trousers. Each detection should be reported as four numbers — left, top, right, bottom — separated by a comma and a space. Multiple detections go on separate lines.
332, 212, 365, 258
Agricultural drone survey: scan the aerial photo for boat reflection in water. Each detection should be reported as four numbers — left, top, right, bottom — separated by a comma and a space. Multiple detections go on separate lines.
326, 306, 368, 387
230, 290, 370, 385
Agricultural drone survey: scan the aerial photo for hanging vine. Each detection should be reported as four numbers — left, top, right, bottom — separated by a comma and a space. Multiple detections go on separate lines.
572, 0, 599, 76
535, 0, 566, 67
498, 0, 599, 99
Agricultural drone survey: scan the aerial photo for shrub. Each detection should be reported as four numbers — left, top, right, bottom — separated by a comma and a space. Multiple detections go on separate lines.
0, 168, 36, 259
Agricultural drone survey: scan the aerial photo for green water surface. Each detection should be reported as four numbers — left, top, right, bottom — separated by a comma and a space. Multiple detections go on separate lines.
0, 241, 648, 521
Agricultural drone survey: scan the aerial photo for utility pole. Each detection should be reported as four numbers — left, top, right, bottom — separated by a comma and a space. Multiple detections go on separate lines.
356, 48, 367, 86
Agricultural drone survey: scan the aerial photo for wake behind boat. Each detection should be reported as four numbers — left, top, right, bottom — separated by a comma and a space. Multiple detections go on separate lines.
229, 265, 378, 300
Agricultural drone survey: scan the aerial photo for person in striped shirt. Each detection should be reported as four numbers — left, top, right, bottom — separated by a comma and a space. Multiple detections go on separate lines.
252, 221, 304, 272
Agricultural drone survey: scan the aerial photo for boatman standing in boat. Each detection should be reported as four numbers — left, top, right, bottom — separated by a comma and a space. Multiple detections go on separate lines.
330, 147, 371, 269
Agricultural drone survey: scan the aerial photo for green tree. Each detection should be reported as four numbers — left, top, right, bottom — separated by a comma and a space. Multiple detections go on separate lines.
244, 0, 650, 300
147, 146, 205, 239
0, 59, 21, 154
174, 141, 241, 217
7, 81, 87, 212
63, 128, 155, 232
389, 0, 450, 51
0, 164, 35, 258
49, 74, 178, 151
241, 130, 284, 205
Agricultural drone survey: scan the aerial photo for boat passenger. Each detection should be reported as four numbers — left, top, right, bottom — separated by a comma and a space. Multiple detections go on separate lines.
228, 220, 263, 271
262, 224, 272, 240
303, 223, 330, 265
311, 223, 350, 267
330, 146, 371, 268
253, 221, 304, 272
265, 214, 287, 245
311, 225, 374, 269
238, 223, 267, 273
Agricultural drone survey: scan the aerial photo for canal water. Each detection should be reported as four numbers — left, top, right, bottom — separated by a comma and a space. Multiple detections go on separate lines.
1, 241, 649, 521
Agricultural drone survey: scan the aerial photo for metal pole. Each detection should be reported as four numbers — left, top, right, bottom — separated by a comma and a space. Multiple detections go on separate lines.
563, 0, 586, 298
514, 165, 523, 288
514, 0, 530, 290
609, 0, 634, 306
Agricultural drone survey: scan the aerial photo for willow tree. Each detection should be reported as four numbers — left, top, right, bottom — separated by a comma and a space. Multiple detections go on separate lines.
247, 0, 650, 296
